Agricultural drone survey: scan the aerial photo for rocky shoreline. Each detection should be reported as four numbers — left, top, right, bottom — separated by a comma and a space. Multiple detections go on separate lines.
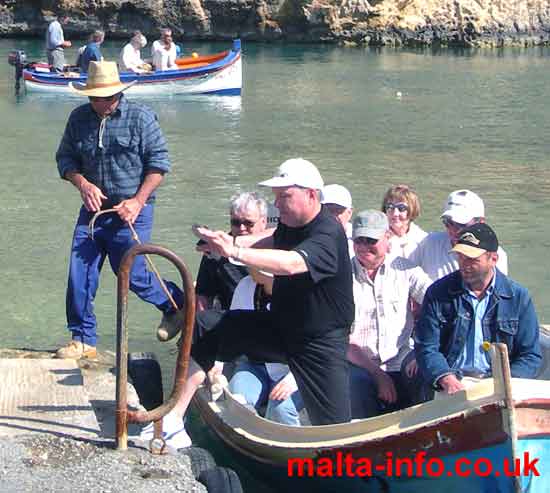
1, 0, 549, 47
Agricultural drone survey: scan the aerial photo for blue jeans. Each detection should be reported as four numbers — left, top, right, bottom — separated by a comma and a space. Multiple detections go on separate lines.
229, 361, 304, 426
65, 205, 183, 346
349, 364, 410, 419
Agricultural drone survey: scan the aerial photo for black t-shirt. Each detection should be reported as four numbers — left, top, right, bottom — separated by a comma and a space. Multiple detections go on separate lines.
271, 206, 354, 340
195, 255, 248, 310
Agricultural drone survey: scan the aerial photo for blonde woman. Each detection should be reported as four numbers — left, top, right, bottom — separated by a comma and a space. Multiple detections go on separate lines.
382, 184, 427, 259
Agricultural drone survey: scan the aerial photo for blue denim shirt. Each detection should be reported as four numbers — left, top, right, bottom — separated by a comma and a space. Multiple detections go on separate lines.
56, 95, 170, 207
415, 269, 541, 387
79, 42, 102, 72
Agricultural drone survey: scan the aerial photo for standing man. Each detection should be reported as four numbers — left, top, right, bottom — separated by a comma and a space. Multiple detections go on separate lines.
45, 14, 71, 73
415, 223, 541, 395
409, 190, 508, 282
55, 61, 184, 359
78, 30, 105, 73
151, 28, 178, 71
145, 158, 354, 446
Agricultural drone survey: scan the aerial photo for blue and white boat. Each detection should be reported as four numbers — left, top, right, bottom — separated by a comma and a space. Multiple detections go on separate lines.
20, 40, 242, 96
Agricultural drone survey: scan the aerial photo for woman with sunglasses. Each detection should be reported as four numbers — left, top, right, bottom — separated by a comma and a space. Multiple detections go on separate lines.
381, 184, 427, 259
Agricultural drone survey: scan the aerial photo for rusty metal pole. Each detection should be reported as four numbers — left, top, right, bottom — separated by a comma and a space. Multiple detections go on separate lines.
115, 243, 196, 451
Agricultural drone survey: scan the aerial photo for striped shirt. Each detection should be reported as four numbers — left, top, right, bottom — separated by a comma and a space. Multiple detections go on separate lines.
56, 95, 170, 206
350, 255, 431, 371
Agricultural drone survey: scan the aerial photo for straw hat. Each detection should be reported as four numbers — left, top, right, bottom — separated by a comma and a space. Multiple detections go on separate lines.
70, 61, 136, 97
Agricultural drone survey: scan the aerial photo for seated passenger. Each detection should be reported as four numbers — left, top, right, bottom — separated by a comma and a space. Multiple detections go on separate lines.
119, 31, 149, 73
321, 184, 354, 258
409, 189, 508, 282
79, 30, 104, 73
228, 268, 304, 426
151, 28, 178, 71
348, 210, 430, 418
415, 223, 541, 397
382, 184, 427, 259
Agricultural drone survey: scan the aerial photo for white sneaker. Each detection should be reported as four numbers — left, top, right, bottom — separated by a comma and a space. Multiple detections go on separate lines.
139, 410, 192, 450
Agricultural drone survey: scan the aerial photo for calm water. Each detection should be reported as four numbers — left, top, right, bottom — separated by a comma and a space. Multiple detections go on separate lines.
1, 38, 550, 490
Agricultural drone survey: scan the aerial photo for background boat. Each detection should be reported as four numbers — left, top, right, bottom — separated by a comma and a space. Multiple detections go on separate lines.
17, 39, 242, 96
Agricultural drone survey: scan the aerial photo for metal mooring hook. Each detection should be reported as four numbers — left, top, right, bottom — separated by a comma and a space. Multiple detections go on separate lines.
115, 243, 196, 451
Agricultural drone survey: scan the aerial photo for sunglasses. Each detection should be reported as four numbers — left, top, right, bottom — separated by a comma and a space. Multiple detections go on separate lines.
442, 217, 467, 230
230, 218, 256, 229
353, 237, 379, 246
385, 202, 409, 213
89, 94, 118, 102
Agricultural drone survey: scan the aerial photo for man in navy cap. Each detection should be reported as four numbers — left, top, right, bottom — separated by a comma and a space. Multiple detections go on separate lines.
415, 223, 541, 396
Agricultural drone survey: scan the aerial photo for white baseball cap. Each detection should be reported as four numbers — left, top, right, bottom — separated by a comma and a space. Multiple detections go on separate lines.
258, 158, 324, 190
321, 184, 352, 209
441, 190, 485, 224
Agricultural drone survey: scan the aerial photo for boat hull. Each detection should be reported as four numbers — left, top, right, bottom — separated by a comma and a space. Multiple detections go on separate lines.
22, 41, 242, 96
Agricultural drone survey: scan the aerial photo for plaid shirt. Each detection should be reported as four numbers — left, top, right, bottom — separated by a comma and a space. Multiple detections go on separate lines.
56, 95, 170, 207
349, 255, 431, 371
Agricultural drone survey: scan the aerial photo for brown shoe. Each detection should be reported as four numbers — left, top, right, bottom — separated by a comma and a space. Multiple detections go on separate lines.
55, 341, 97, 359
157, 310, 184, 342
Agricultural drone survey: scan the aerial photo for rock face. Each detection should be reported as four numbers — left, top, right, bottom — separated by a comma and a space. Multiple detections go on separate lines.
1, 0, 550, 46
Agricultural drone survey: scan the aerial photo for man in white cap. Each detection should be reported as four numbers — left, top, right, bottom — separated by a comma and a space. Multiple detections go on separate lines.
55, 61, 184, 363
155, 158, 354, 441
321, 184, 354, 257
409, 190, 508, 282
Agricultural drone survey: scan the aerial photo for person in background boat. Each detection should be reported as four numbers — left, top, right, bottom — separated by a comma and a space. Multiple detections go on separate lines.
45, 14, 71, 73
227, 267, 305, 426
54, 61, 184, 363
382, 184, 427, 259
415, 223, 541, 397
79, 30, 105, 73
146, 158, 353, 446
348, 210, 431, 418
151, 28, 178, 71
321, 184, 354, 258
408, 189, 508, 282
119, 31, 150, 73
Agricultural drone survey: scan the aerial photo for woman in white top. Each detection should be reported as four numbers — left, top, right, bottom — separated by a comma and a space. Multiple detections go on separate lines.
119, 31, 148, 73
151, 28, 178, 71
382, 184, 427, 259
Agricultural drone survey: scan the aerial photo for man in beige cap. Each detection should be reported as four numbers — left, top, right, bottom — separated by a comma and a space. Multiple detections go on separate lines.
142, 158, 354, 445
55, 61, 184, 364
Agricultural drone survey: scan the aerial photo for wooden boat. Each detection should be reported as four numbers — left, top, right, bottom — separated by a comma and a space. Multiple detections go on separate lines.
193, 333, 550, 492
18, 40, 242, 96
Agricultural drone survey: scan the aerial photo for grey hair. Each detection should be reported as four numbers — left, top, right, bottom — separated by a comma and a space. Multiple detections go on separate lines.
230, 192, 267, 219
92, 30, 105, 43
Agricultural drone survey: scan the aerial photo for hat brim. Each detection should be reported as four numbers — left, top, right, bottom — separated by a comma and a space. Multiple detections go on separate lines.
258, 176, 296, 188
69, 79, 137, 97
352, 228, 385, 240
450, 243, 486, 258
441, 209, 473, 225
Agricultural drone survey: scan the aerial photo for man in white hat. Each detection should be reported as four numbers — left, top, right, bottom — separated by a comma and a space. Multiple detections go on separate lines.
150, 158, 354, 442
55, 61, 184, 361
409, 189, 508, 282
321, 183, 354, 257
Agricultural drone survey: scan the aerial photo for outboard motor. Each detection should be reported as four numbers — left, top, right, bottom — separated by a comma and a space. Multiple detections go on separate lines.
8, 50, 27, 94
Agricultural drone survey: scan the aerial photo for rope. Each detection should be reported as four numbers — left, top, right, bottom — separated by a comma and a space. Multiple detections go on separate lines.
88, 208, 179, 311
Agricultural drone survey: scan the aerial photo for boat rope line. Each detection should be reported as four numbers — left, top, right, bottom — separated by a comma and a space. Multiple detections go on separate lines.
88, 208, 179, 311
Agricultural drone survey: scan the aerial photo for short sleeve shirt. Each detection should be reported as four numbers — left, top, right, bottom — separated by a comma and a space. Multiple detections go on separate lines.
195, 255, 248, 310
271, 207, 354, 340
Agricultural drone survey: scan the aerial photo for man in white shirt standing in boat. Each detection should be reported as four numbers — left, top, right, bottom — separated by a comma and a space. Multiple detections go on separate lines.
348, 210, 431, 418
151, 28, 178, 71
45, 13, 71, 73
